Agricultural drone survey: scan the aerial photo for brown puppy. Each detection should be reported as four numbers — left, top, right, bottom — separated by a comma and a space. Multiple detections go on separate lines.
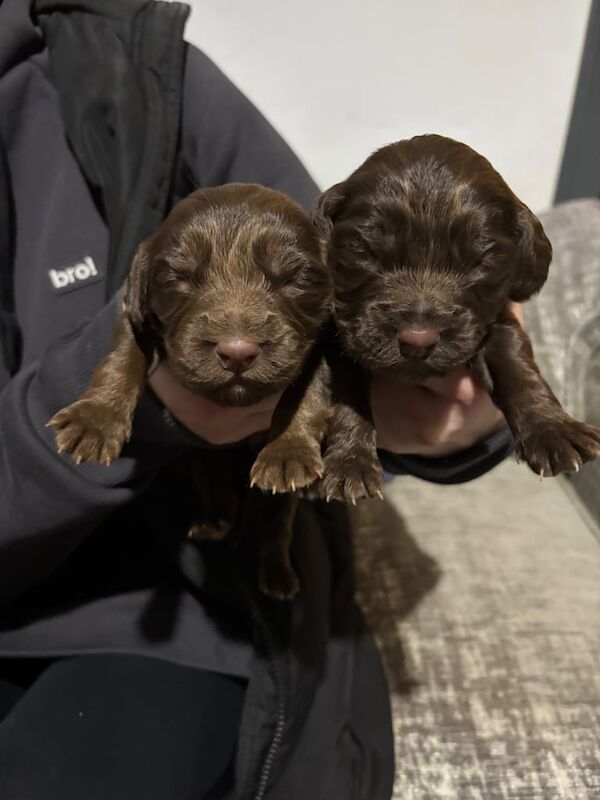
313, 134, 600, 500
48, 184, 332, 599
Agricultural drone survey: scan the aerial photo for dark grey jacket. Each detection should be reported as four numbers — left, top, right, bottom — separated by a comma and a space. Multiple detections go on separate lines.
0, 1, 513, 797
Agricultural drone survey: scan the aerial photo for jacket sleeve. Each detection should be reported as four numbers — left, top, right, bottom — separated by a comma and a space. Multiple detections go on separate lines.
0, 47, 318, 606
378, 424, 514, 485
0, 297, 198, 605
181, 46, 319, 209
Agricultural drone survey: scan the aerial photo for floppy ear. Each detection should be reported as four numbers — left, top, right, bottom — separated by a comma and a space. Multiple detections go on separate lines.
509, 201, 552, 302
123, 242, 162, 359
310, 181, 347, 238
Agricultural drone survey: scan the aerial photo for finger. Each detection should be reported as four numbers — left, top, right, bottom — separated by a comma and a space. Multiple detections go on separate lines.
508, 301, 524, 326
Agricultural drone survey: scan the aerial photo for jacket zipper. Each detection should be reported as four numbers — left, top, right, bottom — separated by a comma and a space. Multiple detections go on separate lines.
241, 583, 287, 800
155, 522, 289, 799
149, 467, 291, 799
253, 654, 285, 800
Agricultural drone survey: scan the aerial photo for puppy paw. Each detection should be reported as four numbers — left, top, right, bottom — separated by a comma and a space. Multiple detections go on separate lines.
187, 519, 232, 541
517, 417, 600, 476
259, 558, 300, 601
320, 446, 384, 504
250, 438, 323, 494
47, 399, 131, 465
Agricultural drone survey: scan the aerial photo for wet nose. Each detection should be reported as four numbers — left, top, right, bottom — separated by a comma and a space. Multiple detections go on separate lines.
216, 339, 260, 373
397, 327, 440, 360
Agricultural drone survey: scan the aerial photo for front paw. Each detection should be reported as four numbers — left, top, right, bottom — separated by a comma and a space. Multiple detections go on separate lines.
320, 445, 384, 504
516, 416, 600, 476
250, 438, 323, 494
47, 398, 131, 465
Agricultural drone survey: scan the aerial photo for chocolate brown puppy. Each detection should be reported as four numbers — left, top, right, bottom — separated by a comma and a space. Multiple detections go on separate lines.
313, 134, 600, 501
48, 184, 332, 599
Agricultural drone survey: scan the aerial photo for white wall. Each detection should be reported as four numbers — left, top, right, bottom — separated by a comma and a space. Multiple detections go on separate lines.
184, 0, 590, 212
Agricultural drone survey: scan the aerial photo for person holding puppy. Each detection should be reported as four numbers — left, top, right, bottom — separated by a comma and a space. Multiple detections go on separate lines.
0, 1, 512, 798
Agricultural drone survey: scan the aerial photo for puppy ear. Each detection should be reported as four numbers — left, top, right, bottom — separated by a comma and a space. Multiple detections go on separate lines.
311, 182, 346, 238
123, 242, 161, 358
509, 201, 552, 302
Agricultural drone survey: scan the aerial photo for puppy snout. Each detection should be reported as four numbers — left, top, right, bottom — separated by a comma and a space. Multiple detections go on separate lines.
216, 338, 260, 373
397, 327, 440, 361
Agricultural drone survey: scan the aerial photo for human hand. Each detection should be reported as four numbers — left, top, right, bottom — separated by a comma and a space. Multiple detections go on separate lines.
148, 361, 281, 446
370, 304, 523, 457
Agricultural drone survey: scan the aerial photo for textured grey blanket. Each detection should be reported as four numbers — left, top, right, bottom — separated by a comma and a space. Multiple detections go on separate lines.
354, 198, 600, 798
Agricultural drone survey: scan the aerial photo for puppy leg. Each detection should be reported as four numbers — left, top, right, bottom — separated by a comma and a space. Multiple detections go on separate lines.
186, 449, 245, 541
320, 356, 384, 503
253, 493, 300, 601
250, 353, 330, 494
483, 310, 600, 475
47, 314, 147, 465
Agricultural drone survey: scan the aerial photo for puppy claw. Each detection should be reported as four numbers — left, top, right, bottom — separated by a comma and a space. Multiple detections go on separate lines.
320, 448, 384, 505
251, 439, 324, 495
518, 417, 600, 478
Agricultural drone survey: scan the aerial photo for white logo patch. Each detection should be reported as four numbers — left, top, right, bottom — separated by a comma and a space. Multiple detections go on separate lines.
49, 257, 102, 293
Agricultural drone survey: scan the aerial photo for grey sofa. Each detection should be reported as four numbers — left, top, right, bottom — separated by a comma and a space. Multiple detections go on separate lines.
353, 199, 600, 799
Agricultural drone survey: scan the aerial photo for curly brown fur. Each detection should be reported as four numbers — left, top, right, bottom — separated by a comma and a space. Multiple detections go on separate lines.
128, 183, 331, 406
313, 134, 600, 493
49, 184, 333, 599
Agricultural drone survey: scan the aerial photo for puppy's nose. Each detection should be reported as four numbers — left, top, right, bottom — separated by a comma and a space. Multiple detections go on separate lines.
216, 339, 260, 373
397, 327, 440, 360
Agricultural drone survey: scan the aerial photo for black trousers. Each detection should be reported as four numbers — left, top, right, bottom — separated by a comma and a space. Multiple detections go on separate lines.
0, 654, 246, 799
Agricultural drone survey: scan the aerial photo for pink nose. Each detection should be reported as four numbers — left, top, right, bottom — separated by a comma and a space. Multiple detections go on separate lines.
397, 327, 440, 360
216, 339, 260, 373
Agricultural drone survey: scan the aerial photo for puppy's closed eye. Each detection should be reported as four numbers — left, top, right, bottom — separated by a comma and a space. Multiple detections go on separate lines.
153, 265, 196, 291
254, 232, 317, 285
267, 257, 314, 289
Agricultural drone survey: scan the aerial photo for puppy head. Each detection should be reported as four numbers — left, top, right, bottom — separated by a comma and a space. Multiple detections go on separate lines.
125, 184, 331, 406
314, 134, 552, 380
